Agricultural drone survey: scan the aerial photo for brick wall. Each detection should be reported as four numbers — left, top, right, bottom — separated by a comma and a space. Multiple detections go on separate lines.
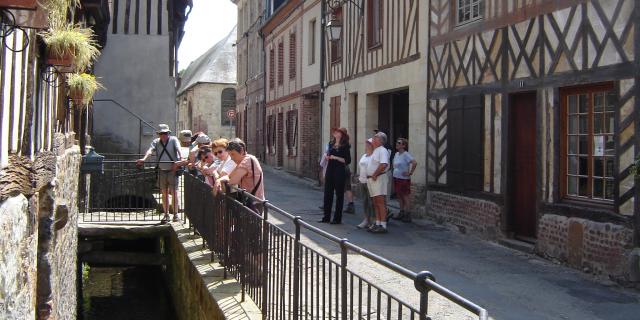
427, 191, 502, 238
537, 214, 635, 281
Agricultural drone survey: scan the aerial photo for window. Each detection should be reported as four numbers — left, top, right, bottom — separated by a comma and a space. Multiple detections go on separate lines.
308, 19, 316, 65
447, 95, 484, 190
278, 41, 284, 85
289, 32, 296, 79
330, 7, 343, 63
457, 0, 484, 25
367, 0, 382, 48
561, 84, 616, 202
221, 88, 236, 126
267, 115, 276, 154
329, 96, 341, 131
269, 48, 275, 88
286, 109, 298, 156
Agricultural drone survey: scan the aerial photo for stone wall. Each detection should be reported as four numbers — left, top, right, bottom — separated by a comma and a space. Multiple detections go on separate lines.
536, 214, 635, 282
0, 194, 37, 319
427, 191, 502, 238
0, 135, 82, 320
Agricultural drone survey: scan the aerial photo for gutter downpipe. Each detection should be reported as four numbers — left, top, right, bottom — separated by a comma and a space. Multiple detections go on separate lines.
319, 0, 327, 176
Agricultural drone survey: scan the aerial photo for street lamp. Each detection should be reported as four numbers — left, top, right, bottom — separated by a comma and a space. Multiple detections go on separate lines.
325, 0, 364, 42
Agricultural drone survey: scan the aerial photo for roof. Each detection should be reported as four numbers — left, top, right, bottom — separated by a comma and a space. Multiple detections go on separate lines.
177, 26, 237, 95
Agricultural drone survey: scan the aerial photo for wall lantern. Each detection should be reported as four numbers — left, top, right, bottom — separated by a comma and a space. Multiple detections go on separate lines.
325, 0, 363, 42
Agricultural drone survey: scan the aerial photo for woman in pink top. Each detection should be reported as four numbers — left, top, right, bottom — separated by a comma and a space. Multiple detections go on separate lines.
214, 138, 264, 200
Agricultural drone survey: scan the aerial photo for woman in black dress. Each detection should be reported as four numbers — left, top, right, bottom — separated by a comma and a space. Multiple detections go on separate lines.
319, 128, 351, 224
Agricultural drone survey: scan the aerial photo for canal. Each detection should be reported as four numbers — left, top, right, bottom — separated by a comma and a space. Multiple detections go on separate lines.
79, 239, 177, 320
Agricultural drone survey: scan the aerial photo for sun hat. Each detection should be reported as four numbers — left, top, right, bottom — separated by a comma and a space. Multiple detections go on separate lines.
179, 130, 192, 142
157, 124, 171, 134
195, 134, 211, 144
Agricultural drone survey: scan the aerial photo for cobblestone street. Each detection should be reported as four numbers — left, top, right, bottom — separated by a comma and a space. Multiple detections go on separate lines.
261, 166, 640, 320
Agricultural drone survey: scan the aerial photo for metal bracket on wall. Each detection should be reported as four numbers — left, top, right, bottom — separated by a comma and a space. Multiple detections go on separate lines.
0, 9, 29, 53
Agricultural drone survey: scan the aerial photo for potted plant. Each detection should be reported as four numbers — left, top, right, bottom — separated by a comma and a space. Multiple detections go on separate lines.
632, 156, 640, 180
41, 25, 100, 72
0, 0, 38, 10
66, 73, 104, 106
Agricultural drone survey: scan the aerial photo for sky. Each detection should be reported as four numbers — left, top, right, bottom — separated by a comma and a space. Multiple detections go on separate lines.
178, 0, 237, 72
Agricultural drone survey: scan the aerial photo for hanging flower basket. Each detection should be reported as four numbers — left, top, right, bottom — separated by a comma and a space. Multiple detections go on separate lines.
41, 25, 100, 73
46, 50, 75, 73
0, 0, 38, 10
66, 73, 104, 107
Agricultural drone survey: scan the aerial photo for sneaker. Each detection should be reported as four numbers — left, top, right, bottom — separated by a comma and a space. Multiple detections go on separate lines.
172, 214, 180, 222
367, 225, 378, 232
160, 214, 170, 224
344, 203, 355, 214
356, 221, 369, 229
371, 226, 388, 234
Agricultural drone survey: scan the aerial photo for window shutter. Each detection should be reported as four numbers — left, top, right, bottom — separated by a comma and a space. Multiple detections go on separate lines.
269, 48, 275, 88
278, 41, 284, 85
289, 33, 296, 79
447, 95, 484, 190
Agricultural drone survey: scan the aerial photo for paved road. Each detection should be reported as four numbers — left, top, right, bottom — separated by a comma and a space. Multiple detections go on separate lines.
261, 166, 640, 320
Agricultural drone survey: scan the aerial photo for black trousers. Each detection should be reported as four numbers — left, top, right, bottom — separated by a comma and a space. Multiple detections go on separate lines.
323, 171, 346, 222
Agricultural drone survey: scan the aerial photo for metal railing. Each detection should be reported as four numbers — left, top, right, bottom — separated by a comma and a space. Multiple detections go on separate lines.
80, 158, 185, 222
182, 173, 488, 320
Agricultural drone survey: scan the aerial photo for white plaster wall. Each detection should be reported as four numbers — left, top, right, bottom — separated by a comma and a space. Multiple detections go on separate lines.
93, 34, 177, 154
301, 2, 321, 90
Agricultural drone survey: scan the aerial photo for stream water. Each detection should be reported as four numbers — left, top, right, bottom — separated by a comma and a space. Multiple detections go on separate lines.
80, 265, 177, 320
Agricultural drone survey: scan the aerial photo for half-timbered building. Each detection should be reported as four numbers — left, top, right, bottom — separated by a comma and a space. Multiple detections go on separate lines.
322, 0, 428, 200
262, 0, 322, 179
92, 0, 190, 153
427, 0, 639, 281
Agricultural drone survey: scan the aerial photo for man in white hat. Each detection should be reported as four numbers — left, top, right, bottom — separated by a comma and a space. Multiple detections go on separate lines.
137, 124, 182, 222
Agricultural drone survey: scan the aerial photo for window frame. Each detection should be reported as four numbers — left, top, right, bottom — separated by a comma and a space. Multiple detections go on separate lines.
366, 0, 383, 49
308, 19, 316, 65
456, 0, 484, 26
559, 82, 617, 205
289, 32, 297, 79
330, 6, 343, 64
221, 88, 237, 127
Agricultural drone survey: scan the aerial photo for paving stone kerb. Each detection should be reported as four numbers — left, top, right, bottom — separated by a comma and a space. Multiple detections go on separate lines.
165, 221, 262, 320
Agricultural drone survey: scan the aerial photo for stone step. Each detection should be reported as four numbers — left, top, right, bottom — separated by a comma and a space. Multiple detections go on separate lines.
498, 238, 535, 254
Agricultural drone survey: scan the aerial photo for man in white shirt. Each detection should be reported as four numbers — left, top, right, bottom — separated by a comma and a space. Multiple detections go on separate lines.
366, 131, 390, 233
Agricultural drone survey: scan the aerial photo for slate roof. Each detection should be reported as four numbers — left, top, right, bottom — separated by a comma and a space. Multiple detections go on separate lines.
178, 26, 237, 95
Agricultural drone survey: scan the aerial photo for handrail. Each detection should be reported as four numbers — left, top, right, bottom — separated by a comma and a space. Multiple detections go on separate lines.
93, 99, 157, 130
224, 182, 489, 319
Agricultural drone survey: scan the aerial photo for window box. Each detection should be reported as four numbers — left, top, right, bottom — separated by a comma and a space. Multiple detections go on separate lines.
0, 0, 37, 10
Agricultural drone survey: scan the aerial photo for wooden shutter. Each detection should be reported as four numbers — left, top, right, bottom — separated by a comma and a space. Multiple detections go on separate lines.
330, 96, 341, 131
447, 95, 484, 190
289, 32, 296, 79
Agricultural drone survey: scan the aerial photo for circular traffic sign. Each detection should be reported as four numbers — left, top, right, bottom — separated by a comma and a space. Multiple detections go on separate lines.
226, 109, 236, 119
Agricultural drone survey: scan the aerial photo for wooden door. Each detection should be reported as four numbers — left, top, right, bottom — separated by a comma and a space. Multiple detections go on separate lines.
510, 92, 537, 239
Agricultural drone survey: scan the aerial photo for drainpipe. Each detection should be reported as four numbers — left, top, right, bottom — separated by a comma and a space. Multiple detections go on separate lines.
260, 28, 267, 161
319, 0, 327, 160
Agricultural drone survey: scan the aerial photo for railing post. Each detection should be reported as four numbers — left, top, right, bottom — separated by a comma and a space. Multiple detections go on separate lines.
292, 216, 302, 320
415, 271, 436, 320
340, 239, 348, 320
261, 201, 270, 320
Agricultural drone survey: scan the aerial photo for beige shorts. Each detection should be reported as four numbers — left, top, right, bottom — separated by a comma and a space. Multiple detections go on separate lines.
366, 173, 388, 197
158, 170, 178, 190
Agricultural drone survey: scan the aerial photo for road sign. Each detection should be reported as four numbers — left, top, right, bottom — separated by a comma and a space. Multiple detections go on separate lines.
226, 109, 236, 119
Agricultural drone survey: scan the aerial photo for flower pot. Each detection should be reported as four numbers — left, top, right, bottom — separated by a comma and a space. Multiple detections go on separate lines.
68, 88, 86, 105
0, 0, 37, 10
46, 51, 75, 73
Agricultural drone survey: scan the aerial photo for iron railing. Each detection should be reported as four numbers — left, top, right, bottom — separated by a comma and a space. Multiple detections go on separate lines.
81, 158, 185, 222
182, 173, 488, 320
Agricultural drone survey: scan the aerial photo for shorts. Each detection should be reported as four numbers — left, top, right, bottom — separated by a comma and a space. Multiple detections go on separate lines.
344, 167, 352, 191
360, 183, 373, 217
393, 178, 411, 195
157, 170, 178, 190
366, 173, 388, 197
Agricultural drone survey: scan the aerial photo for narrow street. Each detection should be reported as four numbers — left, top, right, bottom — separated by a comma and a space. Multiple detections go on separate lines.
261, 166, 640, 320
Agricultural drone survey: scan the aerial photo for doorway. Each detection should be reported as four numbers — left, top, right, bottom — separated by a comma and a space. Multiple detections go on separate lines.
378, 90, 409, 149
509, 92, 538, 241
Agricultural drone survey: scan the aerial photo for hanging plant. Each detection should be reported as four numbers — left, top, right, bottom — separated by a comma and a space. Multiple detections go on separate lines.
0, 0, 38, 10
41, 24, 100, 72
66, 73, 104, 106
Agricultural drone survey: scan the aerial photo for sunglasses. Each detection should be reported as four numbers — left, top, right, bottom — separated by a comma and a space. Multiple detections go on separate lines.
159, 132, 168, 136
214, 150, 224, 155
396, 141, 404, 144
